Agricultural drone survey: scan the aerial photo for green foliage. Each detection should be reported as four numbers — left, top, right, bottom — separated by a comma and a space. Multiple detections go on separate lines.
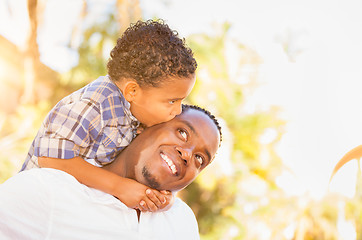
345, 160, 362, 239
0, 101, 51, 183
60, 12, 120, 94
2, 5, 361, 238
181, 22, 346, 240
182, 23, 290, 239
0, 159, 15, 184
179, 177, 236, 238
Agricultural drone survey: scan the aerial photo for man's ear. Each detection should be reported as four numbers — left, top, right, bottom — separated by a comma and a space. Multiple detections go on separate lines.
123, 81, 140, 102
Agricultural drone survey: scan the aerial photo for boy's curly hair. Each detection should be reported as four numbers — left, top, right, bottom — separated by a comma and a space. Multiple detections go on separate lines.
107, 19, 197, 87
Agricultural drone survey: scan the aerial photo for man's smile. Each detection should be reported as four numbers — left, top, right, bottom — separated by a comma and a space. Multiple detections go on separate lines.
160, 152, 179, 176
123, 106, 220, 192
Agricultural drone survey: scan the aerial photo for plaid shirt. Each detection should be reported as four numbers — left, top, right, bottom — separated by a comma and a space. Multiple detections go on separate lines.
21, 76, 139, 171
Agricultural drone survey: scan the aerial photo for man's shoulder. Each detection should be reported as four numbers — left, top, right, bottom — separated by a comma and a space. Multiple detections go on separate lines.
173, 198, 193, 210
0, 169, 75, 203
169, 198, 197, 219
17, 169, 109, 203
144, 198, 199, 240
17, 168, 79, 185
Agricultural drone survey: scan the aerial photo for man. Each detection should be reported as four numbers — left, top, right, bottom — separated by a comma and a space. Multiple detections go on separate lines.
0, 105, 221, 240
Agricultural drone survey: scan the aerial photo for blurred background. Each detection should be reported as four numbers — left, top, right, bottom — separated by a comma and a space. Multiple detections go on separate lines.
1, 0, 362, 239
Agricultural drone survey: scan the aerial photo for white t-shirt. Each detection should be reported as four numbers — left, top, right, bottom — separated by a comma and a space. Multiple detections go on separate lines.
0, 168, 200, 240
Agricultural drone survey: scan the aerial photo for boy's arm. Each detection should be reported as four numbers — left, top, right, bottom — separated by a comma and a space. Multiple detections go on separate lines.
38, 156, 172, 211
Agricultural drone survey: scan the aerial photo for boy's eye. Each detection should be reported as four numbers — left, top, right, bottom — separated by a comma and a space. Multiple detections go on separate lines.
169, 100, 176, 104
178, 129, 188, 141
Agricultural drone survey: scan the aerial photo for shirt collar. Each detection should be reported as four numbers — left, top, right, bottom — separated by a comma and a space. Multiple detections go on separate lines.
105, 75, 140, 127
121, 95, 138, 123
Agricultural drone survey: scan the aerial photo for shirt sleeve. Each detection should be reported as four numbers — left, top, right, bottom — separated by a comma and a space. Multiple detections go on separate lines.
34, 99, 102, 159
0, 170, 52, 239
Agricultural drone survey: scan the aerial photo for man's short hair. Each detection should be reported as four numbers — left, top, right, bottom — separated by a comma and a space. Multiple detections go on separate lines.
182, 104, 222, 145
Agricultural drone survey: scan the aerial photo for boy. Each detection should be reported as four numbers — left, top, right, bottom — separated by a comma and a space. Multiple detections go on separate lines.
20, 19, 197, 211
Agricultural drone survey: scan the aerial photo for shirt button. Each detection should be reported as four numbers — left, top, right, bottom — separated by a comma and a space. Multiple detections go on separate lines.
117, 138, 122, 143
31, 156, 37, 160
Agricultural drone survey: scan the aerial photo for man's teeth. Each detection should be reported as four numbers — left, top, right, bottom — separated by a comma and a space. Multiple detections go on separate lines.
161, 153, 177, 174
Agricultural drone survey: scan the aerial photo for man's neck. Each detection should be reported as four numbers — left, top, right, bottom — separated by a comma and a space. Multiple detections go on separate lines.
102, 154, 127, 177
102, 152, 142, 221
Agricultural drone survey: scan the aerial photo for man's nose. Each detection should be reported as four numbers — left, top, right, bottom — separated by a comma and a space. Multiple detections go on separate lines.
176, 145, 193, 165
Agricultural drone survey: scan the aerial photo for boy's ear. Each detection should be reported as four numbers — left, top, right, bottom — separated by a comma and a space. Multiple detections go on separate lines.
123, 81, 140, 102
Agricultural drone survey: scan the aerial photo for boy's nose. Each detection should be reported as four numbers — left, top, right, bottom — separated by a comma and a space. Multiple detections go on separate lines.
171, 103, 182, 117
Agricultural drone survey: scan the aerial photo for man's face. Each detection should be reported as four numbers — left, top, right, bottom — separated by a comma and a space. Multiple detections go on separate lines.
129, 108, 220, 192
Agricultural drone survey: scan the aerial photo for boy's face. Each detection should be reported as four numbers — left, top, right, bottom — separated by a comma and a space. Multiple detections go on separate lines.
129, 107, 220, 191
130, 74, 196, 127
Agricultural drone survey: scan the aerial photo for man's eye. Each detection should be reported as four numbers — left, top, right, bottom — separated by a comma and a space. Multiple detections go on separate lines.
196, 155, 204, 167
169, 100, 176, 104
178, 129, 188, 141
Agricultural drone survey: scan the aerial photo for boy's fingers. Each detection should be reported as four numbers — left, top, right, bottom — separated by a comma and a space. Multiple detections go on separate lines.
143, 198, 158, 212
160, 190, 171, 195
135, 205, 145, 212
138, 200, 147, 212
164, 193, 172, 201
156, 190, 168, 204
146, 189, 163, 207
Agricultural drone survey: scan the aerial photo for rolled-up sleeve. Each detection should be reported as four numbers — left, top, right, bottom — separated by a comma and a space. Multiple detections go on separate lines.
34, 99, 102, 159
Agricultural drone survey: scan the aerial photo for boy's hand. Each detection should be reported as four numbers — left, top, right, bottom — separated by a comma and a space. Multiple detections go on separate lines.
114, 178, 173, 212
138, 189, 174, 212
113, 178, 151, 209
